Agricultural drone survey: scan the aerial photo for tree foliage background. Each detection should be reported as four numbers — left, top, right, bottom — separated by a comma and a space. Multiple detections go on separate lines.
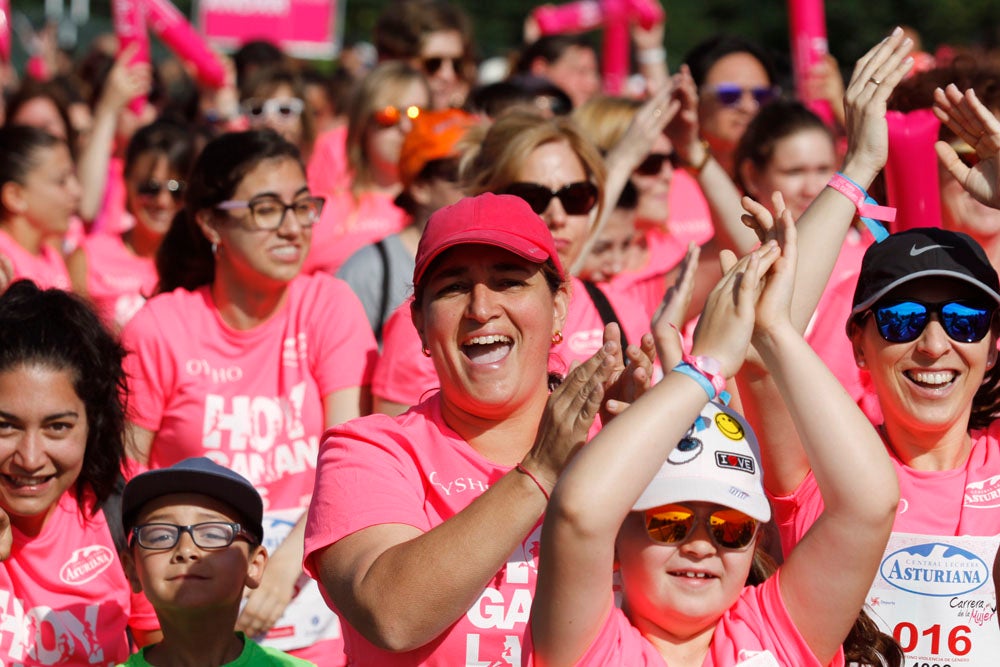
13, 0, 1000, 77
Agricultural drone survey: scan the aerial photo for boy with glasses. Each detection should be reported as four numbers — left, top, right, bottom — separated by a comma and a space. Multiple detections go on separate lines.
118, 458, 312, 666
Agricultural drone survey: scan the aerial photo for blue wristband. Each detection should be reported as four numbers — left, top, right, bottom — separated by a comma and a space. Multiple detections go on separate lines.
672, 362, 716, 400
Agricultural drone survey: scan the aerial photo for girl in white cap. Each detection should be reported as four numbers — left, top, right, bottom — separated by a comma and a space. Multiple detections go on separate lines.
526, 200, 899, 665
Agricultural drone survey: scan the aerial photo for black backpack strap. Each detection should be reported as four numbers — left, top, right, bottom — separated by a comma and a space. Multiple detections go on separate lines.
374, 239, 391, 342
581, 280, 629, 351
98, 474, 128, 554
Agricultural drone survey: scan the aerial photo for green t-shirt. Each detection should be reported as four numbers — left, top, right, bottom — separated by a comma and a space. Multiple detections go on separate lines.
117, 633, 314, 666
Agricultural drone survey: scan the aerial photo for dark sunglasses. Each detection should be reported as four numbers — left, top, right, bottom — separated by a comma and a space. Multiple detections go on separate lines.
136, 179, 185, 201
504, 181, 598, 216
704, 84, 780, 107
635, 152, 680, 176
870, 299, 996, 343
644, 504, 759, 550
422, 56, 464, 75
373, 105, 422, 128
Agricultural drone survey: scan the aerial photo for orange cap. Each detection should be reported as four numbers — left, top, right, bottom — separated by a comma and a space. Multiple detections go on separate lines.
398, 108, 477, 189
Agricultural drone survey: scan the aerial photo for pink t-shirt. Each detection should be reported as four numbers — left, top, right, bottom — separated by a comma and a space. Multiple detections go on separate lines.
304, 396, 544, 666
523, 573, 842, 667
307, 126, 351, 198
373, 276, 651, 406
121, 273, 376, 663
773, 422, 1000, 665
79, 232, 158, 331
91, 157, 129, 236
666, 168, 715, 247
0, 490, 159, 666
0, 229, 70, 290
302, 189, 408, 276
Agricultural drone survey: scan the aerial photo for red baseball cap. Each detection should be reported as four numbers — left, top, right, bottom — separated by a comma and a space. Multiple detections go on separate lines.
413, 193, 565, 286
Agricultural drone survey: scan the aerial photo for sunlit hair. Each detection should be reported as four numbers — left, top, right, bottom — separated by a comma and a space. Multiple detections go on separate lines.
0, 125, 64, 221
345, 61, 431, 193
124, 119, 196, 186
733, 100, 833, 193
374, 0, 473, 62
460, 109, 606, 231
0, 280, 127, 513
156, 129, 303, 293
572, 95, 642, 152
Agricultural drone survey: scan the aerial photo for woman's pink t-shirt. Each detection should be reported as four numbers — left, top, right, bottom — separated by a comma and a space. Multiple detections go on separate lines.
304, 396, 544, 667
0, 229, 70, 290
0, 490, 158, 666
79, 232, 158, 330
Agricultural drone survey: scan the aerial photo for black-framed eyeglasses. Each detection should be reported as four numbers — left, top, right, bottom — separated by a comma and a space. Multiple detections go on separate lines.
130, 521, 254, 550
635, 152, 680, 176
703, 84, 780, 108
868, 299, 996, 344
422, 56, 464, 76
241, 98, 305, 121
503, 181, 599, 216
136, 179, 185, 201
216, 195, 325, 231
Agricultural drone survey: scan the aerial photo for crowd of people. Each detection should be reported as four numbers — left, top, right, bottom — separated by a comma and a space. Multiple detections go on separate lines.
1, 1, 1000, 666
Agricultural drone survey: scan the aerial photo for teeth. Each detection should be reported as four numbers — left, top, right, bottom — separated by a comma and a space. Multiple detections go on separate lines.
907, 370, 957, 386
5, 474, 50, 486
676, 572, 712, 579
467, 335, 512, 345
271, 246, 299, 258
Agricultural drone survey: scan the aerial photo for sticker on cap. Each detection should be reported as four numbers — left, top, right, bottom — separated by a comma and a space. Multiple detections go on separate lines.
715, 451, 755, 474
714, 412, 745, 440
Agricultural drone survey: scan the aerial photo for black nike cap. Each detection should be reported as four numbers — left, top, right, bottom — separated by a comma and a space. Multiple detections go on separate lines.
850, 227, 1000, 318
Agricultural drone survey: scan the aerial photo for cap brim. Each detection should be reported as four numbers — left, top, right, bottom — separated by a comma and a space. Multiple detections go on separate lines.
632, 477, 772, 523
414, 230, 553, 285
851, 269, 1000, 316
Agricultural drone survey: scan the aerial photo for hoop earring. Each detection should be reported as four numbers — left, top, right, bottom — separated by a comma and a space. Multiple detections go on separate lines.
422, 346, 432, 357
551, 330, 563, 345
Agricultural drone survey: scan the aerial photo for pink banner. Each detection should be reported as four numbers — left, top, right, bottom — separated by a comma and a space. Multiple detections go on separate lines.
0, 0, 9, 63
787, 0, 834, 125
884, 109, 942, 232
197, 0, 339, 60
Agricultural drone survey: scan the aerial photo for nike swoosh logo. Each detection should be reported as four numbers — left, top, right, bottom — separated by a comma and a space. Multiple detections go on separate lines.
910, 244, 952, 256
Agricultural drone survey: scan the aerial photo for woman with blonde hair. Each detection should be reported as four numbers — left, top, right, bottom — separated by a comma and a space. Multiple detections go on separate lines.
306, 62, 431, 274
373, 109, 653, 415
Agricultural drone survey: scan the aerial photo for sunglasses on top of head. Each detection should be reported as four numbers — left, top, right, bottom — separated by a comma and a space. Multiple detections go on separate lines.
635, 152, 680, 176
503, 181, 599, 216
703, 84, 780, 108
644, 504, 759, 550
868, 299, 997, 344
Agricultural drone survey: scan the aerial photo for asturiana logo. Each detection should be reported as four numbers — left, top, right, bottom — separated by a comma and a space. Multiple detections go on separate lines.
60, 545, 115, 585
880, 542, 988, 597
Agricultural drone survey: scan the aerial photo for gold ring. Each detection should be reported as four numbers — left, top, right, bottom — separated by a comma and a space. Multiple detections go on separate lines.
869, 76, 882, 86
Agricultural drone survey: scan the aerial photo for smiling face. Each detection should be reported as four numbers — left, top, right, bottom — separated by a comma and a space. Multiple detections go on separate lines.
742, 128, 835, 220
199, 157, 313, 290
124, 493, 266, 613
633, 134, 674, 224
0, 364, 87, 535
615, 501, 755, 641
515, 141, 594, 270
413, 245, 569, 422
851, 278, 999, 441
365, 79, 432, 183
126, 152, 184, 240
699, 52, 771, 156
579, 206, 635, 283
417, 29, 469, 110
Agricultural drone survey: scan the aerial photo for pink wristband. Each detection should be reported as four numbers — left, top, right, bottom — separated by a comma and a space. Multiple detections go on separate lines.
826, 173, 897, 222
681, 353, 727, 399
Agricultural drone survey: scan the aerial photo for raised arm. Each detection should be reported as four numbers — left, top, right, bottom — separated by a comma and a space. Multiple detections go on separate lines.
749, 211, 899, 664
531, 243, 777, 666
787, 28, 913, 331
312, 345, 616, 651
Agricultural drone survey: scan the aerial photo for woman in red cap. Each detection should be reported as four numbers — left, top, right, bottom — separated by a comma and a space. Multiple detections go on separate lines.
305, 192, 651, 666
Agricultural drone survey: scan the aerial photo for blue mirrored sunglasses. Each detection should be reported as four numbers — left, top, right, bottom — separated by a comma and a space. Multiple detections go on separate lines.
871, 299, 996, 343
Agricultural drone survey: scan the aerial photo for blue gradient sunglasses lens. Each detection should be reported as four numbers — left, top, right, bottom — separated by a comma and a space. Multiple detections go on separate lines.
872, 300, 994, 343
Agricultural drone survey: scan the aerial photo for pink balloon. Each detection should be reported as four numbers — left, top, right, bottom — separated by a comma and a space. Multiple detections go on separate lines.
112, 0, 150, 114
787, 0, 834, 125
146, 0, 226, 89
884, 109, 942, 232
